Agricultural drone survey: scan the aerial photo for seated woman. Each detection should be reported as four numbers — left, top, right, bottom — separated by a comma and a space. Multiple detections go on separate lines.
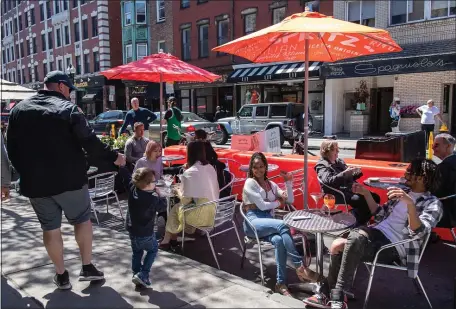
134, 140, 163, 179
160, 141, 219, 251
242, 152, 318, 296
315, 140, 380, 225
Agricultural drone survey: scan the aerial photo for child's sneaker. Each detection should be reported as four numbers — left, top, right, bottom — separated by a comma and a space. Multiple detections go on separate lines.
328, 289, 347, 309
132, 272, 151, 288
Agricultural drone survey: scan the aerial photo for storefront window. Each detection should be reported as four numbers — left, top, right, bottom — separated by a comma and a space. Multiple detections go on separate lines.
241, 86, 262, 105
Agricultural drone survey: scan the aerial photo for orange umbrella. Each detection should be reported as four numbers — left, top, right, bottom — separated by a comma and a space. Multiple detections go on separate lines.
213, 9, 402, 208
101, 52, 220, 145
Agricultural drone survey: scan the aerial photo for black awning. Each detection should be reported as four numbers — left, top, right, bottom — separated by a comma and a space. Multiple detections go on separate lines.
322, 39, 456, 79
227, 61, 321, 83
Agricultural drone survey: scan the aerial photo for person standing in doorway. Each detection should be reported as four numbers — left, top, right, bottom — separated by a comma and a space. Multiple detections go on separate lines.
6, 71, 126, 290
163, 97, 183, 147
120, 97, 157, 139
389, 97, 401, 133
416, 99, 445, 144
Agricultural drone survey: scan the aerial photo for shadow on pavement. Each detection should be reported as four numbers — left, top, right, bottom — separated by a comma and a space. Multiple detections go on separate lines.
1, 276, 44, 308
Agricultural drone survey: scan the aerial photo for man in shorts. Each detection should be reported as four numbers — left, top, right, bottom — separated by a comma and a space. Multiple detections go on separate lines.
7, 71, 126, 290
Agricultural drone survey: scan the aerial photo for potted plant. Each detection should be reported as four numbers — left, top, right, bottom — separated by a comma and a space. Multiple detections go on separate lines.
354, 80, 370, 111
400, 105, 421, 118
100, 133, 115, 149
113, 133, 129, 153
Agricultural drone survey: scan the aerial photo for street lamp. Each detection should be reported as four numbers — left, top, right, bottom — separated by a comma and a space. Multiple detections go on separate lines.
66, 64, 76, 82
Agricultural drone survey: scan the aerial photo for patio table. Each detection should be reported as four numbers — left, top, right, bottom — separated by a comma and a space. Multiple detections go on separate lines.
364, 177, 409, 191
283, 209, 356, 276
157, 182, 181, 216
162, 155, 185, 167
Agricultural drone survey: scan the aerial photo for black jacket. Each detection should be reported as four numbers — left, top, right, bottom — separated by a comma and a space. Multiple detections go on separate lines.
433, 154, 456, 227
6, 90, 117, 198
126, 182, 167, 237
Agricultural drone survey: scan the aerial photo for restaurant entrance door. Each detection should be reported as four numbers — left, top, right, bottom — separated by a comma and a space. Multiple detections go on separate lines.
370, 87, 393, 134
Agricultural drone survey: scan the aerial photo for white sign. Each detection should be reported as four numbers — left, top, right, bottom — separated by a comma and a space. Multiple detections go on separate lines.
264, 127, 281, 153
109, 94, 114, 102
109, 85, 115, 96
166, 83, 174, 94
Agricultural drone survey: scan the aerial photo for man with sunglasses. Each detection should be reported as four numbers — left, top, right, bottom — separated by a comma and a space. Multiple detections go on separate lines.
304, 158, 442, 309
7, 71, 126, 290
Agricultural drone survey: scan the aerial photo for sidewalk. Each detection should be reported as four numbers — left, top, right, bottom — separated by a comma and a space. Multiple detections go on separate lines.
308, 136, 357, 150
1, 193, 305, 309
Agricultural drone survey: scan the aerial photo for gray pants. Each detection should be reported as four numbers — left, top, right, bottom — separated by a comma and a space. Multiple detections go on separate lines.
327, 227, 401, 293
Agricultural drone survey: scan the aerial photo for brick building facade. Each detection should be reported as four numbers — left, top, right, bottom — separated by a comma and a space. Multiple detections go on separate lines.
323, 0, 456, 136
1, 0, 124, 117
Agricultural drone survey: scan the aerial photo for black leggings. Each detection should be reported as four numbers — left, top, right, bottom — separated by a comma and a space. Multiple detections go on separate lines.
421, 124, 435, 146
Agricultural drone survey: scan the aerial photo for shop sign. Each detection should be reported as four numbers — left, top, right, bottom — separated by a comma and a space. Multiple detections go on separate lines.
74, 75, 106, 89
323, 54, 456, 79
75, 81, 89, 88
131, 86, 147, 95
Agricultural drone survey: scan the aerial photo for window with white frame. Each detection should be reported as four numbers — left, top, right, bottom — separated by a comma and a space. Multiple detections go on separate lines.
157, 0, 165, 22
244, 13, 256, 34
181, 27, 191, 60
125, 44, 133, 62
136, 1, 146, 24
55, 0, 61, 14
217, 19, 229, 46
347, 0, 375, 27
181, 0, 190, 9
390, 0, 455, 25
137, 43, 148, 60
65, 57, 71, 70
56, 27, 62, 48
272, 7, 286, 24
198, 23, 209, 58
158, 40, 166, 53
64, 24, 70, 45
58, 58, 63, 71
124, 1, 132, 26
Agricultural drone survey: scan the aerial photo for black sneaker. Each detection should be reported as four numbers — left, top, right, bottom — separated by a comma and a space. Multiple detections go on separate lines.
53, 270, 72, 290
79, 264, 104, 281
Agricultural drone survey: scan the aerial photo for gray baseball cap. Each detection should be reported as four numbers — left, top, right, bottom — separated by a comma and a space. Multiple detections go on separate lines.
43, 71, 78, 91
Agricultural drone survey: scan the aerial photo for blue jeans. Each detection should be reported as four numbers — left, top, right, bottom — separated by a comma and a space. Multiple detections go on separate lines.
244, 209, 303, 284
130, 234, 158, 277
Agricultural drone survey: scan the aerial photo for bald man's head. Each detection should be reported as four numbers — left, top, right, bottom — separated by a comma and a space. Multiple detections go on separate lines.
131, 97, 139, 110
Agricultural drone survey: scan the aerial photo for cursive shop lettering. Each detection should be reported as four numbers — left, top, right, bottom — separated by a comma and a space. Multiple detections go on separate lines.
377, 58, 452, 74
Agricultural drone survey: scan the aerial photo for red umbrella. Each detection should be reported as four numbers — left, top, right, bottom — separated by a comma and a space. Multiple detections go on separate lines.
101, 53, 220, 144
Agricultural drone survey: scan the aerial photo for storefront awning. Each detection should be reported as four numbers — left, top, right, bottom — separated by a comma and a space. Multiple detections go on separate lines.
227, 61, 321, 84
81, 90, 103, 103
321, 39, 456, 79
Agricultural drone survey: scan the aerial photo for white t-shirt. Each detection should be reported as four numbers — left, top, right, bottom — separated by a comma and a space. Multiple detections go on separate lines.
418, 105, 440, 125
374, 192, 424, 259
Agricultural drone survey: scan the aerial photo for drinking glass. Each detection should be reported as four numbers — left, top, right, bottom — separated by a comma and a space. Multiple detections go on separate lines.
163, 174, 174, 188
322, 194, 336, 216
310, 192, 324, 209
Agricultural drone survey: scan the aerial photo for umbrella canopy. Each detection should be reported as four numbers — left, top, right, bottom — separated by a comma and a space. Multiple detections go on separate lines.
0, 79, 36, 101
101, 52, 220, 83
213, 10, 402, 63
212, 9, 402, 209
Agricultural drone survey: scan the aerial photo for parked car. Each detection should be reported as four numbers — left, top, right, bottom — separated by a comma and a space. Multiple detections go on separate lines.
88, 110, 127, 137
217, 102, 313, 146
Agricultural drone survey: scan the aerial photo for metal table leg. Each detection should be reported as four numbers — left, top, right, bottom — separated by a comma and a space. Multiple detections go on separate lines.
316, 232, 324, 276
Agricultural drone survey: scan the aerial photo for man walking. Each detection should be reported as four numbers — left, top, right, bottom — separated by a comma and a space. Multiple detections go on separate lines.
163, 97, 182, 147
416, 99, 445, 144
119, 97, 157, 139
6, 71, 126, 290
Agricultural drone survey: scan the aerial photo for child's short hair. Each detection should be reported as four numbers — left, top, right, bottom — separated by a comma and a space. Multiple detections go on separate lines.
132, 168, 155, 189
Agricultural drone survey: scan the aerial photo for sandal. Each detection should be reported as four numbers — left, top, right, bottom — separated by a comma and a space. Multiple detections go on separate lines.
274, 283, 292, 297
296, 265, 320, 283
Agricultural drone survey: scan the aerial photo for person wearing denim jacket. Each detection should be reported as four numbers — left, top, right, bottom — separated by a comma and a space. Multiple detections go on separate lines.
126, 168, 167, 288
242, 152, 319, 297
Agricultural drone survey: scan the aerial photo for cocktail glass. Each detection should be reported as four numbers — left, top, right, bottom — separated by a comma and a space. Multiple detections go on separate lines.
310, 192, 324, 210
322, 194, 336, 216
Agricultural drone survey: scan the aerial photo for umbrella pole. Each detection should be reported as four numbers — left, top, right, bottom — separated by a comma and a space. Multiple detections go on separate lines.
159, 74, 164, 147
303, 36, 310, 209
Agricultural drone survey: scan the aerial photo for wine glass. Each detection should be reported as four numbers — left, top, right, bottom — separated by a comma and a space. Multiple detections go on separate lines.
163, 174, 174, 188
310, 192, 324, 209
322, 194, 336, 216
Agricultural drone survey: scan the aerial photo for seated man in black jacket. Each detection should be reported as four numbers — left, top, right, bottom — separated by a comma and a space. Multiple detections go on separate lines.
432, 133, 456, 230
315, 140, 380, 225
7, 71, 126, 290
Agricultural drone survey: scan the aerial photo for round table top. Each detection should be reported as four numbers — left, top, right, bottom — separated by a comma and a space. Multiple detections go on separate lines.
239, 164, 279, 173
363, 177, 409, 191
87, 166, 98, 175
284, 209, 356, 233
156, 183, 181, 198
162, 155, 185, 162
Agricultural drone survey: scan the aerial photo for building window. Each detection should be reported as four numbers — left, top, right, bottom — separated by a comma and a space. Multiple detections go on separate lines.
56, 27, 62, 47
76, 55, 81, 74
217, 19, 229, 47
18, 69, 21, 84
43, 63, 48, 77
6, 49, 10, 63
181, 0, 190, 9
181, 27, 191, 60
55, 0, 61, 14
125, 44, 133, 62
91, 16, 98, 37
304, 0, 320, 12
197, 0, 208, 3
14, 17, 18, 33
26, 40, 31, 56
28, 68, 32, 83
58, 58, 63, 71
137, 43, 148, 60
40, 3, 45, 21
20, 42, 25, 57
25, 13, 29, 28
347, 0, 375, 27
198, 24, 209, 58
272, 7, 286, 24
82, 19, 88, 39
41, 33, 47, 51
11, 46, 14, 61
93, 51, 100, 72
32, 37, 37, 54
18, 15, 22, 31
13, 70, 16, 83
74, 21, 80, 41
49, 61, 54, 71
136, 1, 146, 24
84, 53, 90, 73
244, 13, 256, 34
30, 8, 35, 25
15, 44, 19, 59
390, 0, 425, 25
64, 25, 70, 45
8, 72, 11, 82
431, 0, 456, 18
66, 57, 71, 70
1, 51, 5, 65
158, 40, 166, 53
48, 32, 53, 49
46, 1, 51, 18
63, 0, 69, 11
157, 0, 165, 22
34, 65, 39, 81
124, 1, 132, 26
73, 0, 78, 8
